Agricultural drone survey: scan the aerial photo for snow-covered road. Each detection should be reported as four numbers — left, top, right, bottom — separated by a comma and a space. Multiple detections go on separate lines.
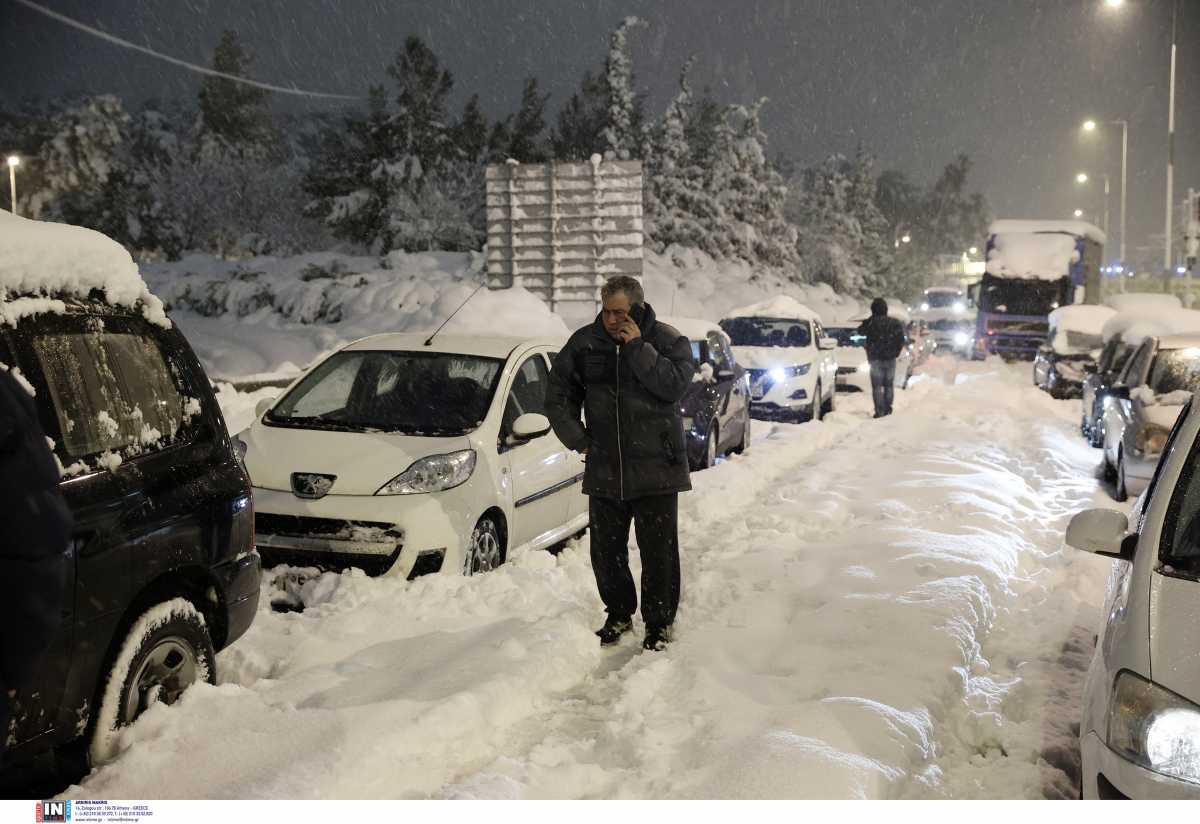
70, 358, 1118, 799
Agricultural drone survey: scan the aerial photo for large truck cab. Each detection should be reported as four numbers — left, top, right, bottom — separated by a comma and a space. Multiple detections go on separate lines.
973, 220, 1104, 360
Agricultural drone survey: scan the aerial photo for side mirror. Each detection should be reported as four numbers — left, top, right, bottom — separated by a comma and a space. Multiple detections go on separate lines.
818, 337, 838, 351
512, 412, 552, 442
1083, 362, 1098, 374
255, 396, 277, 418
1066, 508, 1133, 560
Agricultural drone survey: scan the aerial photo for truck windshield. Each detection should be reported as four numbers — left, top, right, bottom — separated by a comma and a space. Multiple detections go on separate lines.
925, 292, 960, 309
979, 277, 1065, 317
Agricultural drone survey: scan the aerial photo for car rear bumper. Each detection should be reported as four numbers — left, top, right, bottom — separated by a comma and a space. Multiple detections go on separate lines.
1082, 730, 1200, 799
213, 551, 261, 650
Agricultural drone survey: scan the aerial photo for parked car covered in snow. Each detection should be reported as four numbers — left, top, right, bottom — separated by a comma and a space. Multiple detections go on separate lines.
1033, 305, 1115, 399
906, 318, 935, 367
825, 319, 912, 394
1082, 331, 1138, 447
660, 316, 751, 470
719, 297, 837, 422
1067, 394, 1200, 798
0, 213, 260, 770
241, 334, 588, 577
1101, 334, 1200, 501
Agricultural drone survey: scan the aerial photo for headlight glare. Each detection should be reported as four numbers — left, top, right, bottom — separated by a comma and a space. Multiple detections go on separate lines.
1108, 670, 1200, 785
857, 362, 871, 373
953, 332, 970, 347
376, 449, 477, 495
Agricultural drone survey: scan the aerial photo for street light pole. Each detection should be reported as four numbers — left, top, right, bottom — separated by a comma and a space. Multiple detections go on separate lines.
5, 155, 18, 217
1165, 0, 1178, 273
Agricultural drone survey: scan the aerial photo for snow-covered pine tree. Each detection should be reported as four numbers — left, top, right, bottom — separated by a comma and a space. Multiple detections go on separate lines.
601, 16, 646, 161
551, 70, 607, 162
847, 144, 896, 295
197, 30, 275, 155
35, 95, 129, 226
506, 77, 550, 163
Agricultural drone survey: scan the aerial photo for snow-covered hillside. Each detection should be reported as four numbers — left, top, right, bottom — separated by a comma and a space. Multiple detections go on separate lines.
68, 359, 1113, 800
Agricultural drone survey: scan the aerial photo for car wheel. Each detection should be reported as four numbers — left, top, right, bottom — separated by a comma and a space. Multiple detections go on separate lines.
732, 410, 751, 454
89, 598, 216, 766
823, 383, 836, 413
701, 421, 718, 468
465, 515, 505, 575
1115, 450, 1129, 502
812, 382, 823, 421
1101, 444, 1117, 481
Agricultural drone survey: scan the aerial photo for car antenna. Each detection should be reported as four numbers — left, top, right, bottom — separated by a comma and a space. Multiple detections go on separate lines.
424, 282, 487, 347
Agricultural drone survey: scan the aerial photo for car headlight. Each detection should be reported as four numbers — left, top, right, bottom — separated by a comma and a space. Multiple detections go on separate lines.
953, 302, 965, 313
1109, 670, 1200, 785
920, 302, 930, 312
953, 332, 970, 347
856, 362, 871, 373
769, 364, 811, 382
1134, 423, 1170, 457
376, 449, 477, 495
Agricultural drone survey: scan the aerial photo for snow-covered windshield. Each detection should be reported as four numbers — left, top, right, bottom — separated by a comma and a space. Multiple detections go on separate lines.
720, 317, 811, 348
825, 327, 864, 347
268, 350, 503, 435
924, 292, 960, 309
1148, 349, 1200, 396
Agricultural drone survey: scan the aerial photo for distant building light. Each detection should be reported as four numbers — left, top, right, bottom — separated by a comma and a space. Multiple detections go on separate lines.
1178, 266, 1188, 275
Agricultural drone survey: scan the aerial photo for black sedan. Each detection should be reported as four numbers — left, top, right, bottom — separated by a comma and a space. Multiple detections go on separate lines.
1033, 344, 1096, 399
663, 316, 753, 470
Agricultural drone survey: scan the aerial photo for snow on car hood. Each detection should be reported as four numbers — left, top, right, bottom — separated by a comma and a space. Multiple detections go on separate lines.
242, 421, 473, 496
732, 345, 814, 370
833, 347, 867, 369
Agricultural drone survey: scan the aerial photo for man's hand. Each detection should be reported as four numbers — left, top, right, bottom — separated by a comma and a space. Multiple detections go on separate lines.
618, 317, 641, 343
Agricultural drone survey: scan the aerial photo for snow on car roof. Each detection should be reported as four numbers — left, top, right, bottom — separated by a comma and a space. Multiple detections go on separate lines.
723, 296, 819, 323
1104, 293, 1182, 312
1048, 305, 1116, 335
1154, 333, 1200, 351
658, 315, 728, 342
988, 219, 1106, 245
1104, 308, 1200, 347
341, 333, 561, 358
0, 211, 168, 327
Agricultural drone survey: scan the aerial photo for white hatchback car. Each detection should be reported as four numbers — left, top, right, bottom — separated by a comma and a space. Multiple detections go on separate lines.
1068, 394, 1200, 799
239, 334, 588, 578
719, 297, 838, 422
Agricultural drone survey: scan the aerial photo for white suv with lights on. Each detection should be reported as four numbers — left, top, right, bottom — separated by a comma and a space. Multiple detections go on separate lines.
719, 297, 838, 423
238, 334, 587, 578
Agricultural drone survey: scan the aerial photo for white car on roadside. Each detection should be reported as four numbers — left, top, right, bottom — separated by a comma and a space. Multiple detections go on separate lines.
239, 334, 588, 578
719, 296, 838, 422
824, 319, 912, 394
1067, 392, 1200, 799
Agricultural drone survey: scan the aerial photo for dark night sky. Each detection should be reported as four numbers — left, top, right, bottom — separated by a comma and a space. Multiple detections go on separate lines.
1, 0, 1197, 269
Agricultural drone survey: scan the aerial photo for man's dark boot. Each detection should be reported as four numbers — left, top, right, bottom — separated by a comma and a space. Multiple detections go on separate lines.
596, 615, 632, 646
643, 624, 673, 651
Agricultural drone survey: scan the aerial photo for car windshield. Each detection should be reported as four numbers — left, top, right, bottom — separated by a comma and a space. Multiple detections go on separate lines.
268, 350, 504, 435
720, 317, 811, 348
1148, 349, 1200, 396
825, 327, 864, 347
979, 276, 1065, 316
925, 292, 960, 309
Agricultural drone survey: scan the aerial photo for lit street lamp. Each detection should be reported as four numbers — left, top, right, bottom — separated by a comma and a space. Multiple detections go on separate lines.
1081, 117, 1129, 270
968, 246, 978, 256
6, 155, 18, 217
1076, 172, 1089, 184
1075, 169, 1111, 248
1074, 209, 1084, 218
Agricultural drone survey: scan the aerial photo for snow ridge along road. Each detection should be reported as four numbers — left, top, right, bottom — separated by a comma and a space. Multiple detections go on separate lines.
71, 359, 1112, 799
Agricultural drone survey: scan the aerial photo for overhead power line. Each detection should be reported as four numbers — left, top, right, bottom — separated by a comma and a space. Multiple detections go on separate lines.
13, 0, 363, 101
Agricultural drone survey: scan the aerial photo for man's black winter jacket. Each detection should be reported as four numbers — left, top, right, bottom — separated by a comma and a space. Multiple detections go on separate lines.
545, 303, 696, 500
857, 314, 907, 362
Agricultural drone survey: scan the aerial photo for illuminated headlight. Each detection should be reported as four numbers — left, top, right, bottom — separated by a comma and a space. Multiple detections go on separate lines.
953, 302, 965, 313
856, 362, 871, 373
1134, 423, 1170, 457
1109, 670, 1200, 785
953, 332, 970, 347
768, 364, 811, 382
376, 449, 476, 495
920, 302, 930, 311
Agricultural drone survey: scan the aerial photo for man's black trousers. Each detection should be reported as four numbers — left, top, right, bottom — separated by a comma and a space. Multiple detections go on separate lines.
588, 493, 680, 629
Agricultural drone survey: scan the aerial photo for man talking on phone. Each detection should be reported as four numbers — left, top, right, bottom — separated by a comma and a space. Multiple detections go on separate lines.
546, 276, 696, 651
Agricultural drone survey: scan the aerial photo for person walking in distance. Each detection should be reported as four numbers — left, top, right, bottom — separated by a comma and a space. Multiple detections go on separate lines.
545, 276, 697, 651
857, 298, 906, 418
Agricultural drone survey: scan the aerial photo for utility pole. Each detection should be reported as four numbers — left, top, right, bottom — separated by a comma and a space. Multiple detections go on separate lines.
1164, 0, 1179, 273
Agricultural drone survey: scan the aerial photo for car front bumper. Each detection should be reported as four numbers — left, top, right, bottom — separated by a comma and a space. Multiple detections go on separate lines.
251, 484, 477, 577
1082, 730, 1200, 799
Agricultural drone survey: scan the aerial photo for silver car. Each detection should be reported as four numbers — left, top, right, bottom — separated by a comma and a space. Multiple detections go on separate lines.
1067, 394, 1200, 798
1101, 334, 1200, 501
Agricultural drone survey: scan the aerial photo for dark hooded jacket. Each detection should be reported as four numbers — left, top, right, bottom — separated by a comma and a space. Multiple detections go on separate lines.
857, 300, 907, 362
545, 303, 696, 500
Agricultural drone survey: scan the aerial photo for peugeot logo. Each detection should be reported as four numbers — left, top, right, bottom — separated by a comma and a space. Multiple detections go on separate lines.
291, 472, 336, 500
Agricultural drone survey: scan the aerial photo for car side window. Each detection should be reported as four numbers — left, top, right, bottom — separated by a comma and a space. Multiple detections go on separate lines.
706, 331, 731, 369
1118, 341, 1152, 386
31, 324, 194, 465
502, 354, 550, 436
1159, 404, 1200, 576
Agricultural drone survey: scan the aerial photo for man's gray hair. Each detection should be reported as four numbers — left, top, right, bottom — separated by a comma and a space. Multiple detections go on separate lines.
600, 275, 645, 306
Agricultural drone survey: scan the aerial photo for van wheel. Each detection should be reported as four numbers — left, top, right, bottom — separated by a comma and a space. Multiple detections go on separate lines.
732, 410, 751, 455
89, 598, 215, 766
465, 515, 505, 575
823, 384, 836, 413
812, 383, 824, 421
